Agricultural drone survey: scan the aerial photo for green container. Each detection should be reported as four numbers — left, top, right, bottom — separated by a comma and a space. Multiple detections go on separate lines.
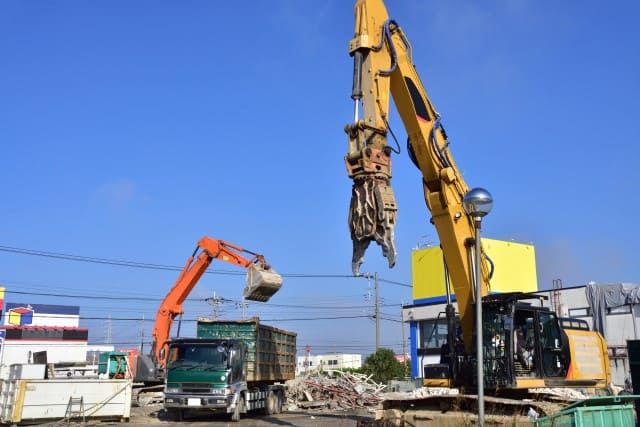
196, 317, 296, 383
534, 396, 638, 427
97, 351, 129, 378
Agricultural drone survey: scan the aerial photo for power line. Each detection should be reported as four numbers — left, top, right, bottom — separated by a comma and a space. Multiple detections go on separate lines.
1, 244, 413, 353
378, 278, 412, 288
7, 289, 160, 301
0, 245, 187, 272
3, 289, 404, 311
0, 245, 332, 278
86, 339, 404, 353
0, 244, 411, 286
77, 314, 376, 322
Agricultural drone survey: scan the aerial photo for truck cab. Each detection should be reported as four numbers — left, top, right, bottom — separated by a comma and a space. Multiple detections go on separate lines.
163, 338, 248, 421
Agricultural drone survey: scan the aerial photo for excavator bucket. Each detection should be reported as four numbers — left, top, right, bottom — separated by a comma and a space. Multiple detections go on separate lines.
243, 264, 283, 302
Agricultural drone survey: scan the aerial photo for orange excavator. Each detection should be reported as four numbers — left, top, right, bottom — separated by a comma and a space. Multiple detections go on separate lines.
128, 236, 283, 404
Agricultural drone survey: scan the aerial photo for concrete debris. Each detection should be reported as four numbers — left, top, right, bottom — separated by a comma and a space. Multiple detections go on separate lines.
382, 386, 459, 402
410, 387, 459, 397
135, 391, 164, 406
528, 387, 589, 400
287, 370, 386, 410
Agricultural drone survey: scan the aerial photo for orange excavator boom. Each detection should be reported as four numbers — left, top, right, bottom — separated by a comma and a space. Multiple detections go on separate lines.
151, 236, 282, 367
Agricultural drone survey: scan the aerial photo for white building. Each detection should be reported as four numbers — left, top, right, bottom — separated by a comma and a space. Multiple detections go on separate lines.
0, 326, 88, 366
296, 353, 362, 376
0, 299, 89, 379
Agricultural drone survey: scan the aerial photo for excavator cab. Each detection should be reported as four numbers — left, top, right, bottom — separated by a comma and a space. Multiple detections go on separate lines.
481, 293, 571, 390
426, 292, 608, 392
243, 264, 283, 302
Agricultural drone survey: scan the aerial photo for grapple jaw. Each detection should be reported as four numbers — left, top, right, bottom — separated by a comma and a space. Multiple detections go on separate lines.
243, 264, 283, 302
348, 176, 398, 276
345, 121, 397, 276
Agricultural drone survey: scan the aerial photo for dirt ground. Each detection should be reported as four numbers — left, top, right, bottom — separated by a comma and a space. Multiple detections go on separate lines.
73, 403, 539, 427
91, 403, 377, 427
24, 402, 544, 426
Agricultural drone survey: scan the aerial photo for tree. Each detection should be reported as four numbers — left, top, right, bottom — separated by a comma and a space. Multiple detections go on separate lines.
362, 348, 404, 384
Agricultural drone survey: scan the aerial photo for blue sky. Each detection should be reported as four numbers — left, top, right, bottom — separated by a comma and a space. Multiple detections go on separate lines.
1, 0, 639, 358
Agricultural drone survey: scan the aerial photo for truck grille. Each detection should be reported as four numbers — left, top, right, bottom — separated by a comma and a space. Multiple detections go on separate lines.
181, 383, 212, 394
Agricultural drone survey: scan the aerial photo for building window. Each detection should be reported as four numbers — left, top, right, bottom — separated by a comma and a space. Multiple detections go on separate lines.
568, 308, 589, 317
608, 305, 632, 315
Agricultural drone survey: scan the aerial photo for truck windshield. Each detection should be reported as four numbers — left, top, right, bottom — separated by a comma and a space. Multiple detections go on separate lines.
167, 344, 228, 370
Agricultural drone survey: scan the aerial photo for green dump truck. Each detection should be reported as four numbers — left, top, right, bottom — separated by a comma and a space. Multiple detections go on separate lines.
163, 317, 297, 421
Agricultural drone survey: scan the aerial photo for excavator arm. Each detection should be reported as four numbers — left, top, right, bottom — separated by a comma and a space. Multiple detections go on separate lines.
345, 0, 491, 351
151, 236, 282, 367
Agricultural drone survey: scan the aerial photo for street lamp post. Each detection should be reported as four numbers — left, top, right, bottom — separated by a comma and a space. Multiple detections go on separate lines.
462, 188, 493, 427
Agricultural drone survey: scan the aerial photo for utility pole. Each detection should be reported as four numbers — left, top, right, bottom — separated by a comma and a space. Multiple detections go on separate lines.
364, 274, 372, 303
305, 345, 311, 375
362, 272, 380, 351
401, 300, 407, 377
213, 291, 219, 320
375, 272, 380, 351
206, 291, 224, 320
105, 315, 112, 345
139, 315, 145, 353
236, 299, 247, 320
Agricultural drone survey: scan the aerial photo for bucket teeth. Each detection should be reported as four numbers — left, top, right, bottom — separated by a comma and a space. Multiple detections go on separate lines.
348, 177, 398, 275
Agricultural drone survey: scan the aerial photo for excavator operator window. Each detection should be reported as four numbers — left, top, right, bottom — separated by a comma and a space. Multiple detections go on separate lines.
513, 313, 535, 376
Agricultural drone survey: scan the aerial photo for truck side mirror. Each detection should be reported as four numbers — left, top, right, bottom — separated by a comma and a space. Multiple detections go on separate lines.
229, 348, 237, 370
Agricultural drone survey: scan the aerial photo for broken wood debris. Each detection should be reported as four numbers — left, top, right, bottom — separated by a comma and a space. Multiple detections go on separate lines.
287, 370, 386, 410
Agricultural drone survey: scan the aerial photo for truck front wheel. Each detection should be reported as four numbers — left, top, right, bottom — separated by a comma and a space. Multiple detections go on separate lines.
231, 393, 245, 422
265, 391, 277, 415
165, 408, 183, 421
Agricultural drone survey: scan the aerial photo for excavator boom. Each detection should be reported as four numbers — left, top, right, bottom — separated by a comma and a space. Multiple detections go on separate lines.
345, 0, 490, 350
151, 236, 282, 367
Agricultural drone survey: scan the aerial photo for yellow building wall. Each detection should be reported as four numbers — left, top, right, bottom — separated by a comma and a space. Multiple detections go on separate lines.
412, 238, 538, 302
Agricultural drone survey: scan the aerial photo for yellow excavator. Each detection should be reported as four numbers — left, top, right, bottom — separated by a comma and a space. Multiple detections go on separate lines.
344, 0, 610, 392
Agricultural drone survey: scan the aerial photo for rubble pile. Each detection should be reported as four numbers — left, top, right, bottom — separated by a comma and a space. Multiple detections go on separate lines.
287, 370, 386, 410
